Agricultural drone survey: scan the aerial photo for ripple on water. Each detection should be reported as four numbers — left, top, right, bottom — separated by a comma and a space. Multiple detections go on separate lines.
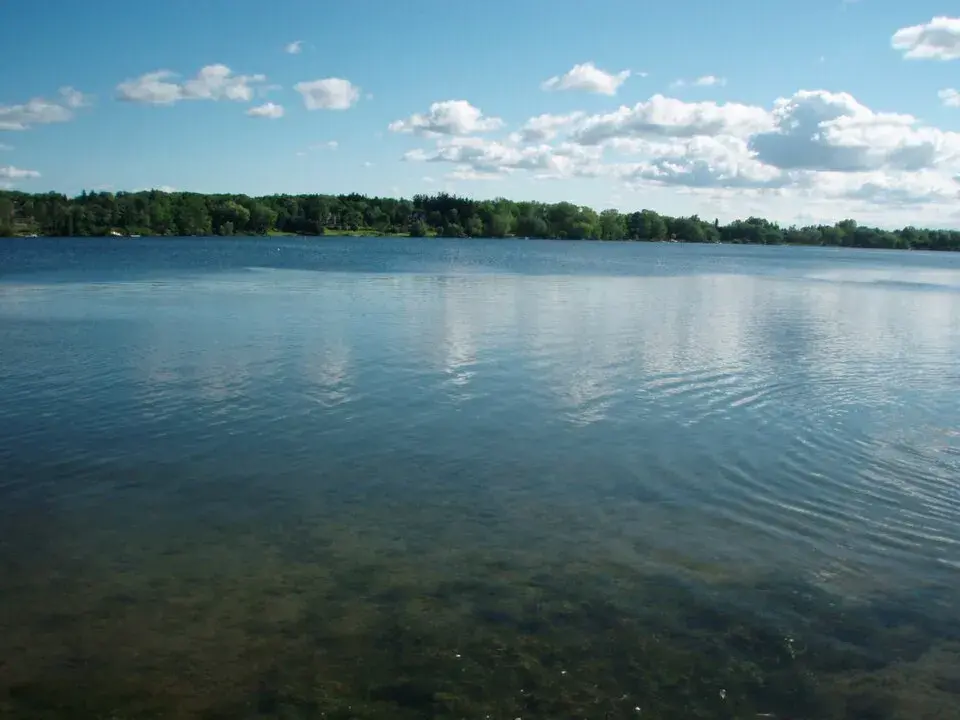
2, 241, 960, 717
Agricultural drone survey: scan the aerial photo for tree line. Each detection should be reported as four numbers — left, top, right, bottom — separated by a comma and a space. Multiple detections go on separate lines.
0, 189, 958, 251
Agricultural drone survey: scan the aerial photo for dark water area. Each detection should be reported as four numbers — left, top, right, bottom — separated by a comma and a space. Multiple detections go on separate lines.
1, 237, 959, 719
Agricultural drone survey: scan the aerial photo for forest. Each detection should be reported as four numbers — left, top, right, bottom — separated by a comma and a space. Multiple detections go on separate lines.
1, 189, 958, 251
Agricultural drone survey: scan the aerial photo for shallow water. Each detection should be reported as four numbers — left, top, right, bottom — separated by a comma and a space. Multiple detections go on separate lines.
1, 237, 959, 719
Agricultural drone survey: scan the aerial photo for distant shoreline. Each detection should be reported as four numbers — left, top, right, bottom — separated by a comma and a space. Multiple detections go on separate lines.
5, 234, 953, 254
1, 190, 957, 251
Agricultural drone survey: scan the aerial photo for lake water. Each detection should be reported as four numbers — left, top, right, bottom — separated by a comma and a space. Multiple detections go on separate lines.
1, 237, 959, 719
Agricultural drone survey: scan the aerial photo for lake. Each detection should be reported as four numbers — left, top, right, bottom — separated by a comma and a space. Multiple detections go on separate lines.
1, 237, 959, 719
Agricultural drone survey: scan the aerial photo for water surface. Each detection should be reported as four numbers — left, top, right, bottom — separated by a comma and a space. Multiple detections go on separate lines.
1, 238, 959, 719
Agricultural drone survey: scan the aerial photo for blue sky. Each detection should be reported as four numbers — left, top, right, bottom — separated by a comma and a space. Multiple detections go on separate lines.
1, 0, 959, 227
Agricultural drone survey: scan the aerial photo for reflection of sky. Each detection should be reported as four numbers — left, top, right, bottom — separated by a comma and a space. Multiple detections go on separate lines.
2, 251, 959, 592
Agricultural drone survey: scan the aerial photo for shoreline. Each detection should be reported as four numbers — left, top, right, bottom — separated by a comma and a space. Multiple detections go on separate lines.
2, 233, 955, 253
2, 190, 958, 251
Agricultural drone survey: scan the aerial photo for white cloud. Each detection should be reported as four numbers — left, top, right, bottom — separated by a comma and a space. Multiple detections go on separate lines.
363, 161, 374, 167
116, 71, 181, 104
571, 94, 773, 145
749, 90, 960, 173
117, 64, 266, 105
0, 88, 85, 131
309, 140, 338, 150
182, 65, 265, 101
618, 136, 782, 189
0, 165, 40, 179
892, 16, 960, 60
246, 102, 284, 119
513, 112, 584, 143
672, 75, 728, 88
294, 78, 360, 110
940, 88, 960, 107
541, 61, 631, 95
388, 100, 503, 136
59, 86, 90, 109
403, 135, 604, 180
695, 75, 726, 87
397, 89, 960, 219
820, 170, 960, 206
285, 40, 303, 54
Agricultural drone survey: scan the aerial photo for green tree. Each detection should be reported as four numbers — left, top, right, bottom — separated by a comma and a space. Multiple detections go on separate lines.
1, 188, 957, 252
408, 219, 428, 237
0, 196, 13, 237
599, 209, 627, 240
248, 202, 278, 234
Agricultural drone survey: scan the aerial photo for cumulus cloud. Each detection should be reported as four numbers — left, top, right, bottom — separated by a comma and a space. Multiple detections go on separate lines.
749, 90, 960, 173
512, 112, 584, 143
388, 100, 503, 136
294, 78, 360, 110
619, 136, 782, 189
570, 94, 773, 145
0, 87, 88, 131
117, 65, 266, 105
246, 102, 284, 119
403, 135, 603, 180
396, 89, 960, 216
940, 88, 960, 107
0, 165, 40, 179
829, 170, 960, 206
541, 62, 631, 95
285, 40, 303, 54
892, 16, 960, 60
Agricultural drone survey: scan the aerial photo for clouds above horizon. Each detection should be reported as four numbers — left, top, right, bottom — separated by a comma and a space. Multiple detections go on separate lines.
541, 62, 633, 95
116, 64, 266, 105
4, 11, 960, 227
0, 86, 89, 130
293, 78, 360, 110
0, 165, 40, 179
891, 16, 960, 60
246, 102, 284, 119
672, 75, 728, 89
389, 100, 503, 136
399, 88, 960, 216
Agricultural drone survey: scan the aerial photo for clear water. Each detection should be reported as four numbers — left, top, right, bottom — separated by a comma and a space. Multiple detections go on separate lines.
1, 238, 959, 719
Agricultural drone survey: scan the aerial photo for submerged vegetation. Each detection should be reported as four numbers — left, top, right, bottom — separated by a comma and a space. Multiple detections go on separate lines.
2, 189, 960, 250
1, 464, 958, 720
